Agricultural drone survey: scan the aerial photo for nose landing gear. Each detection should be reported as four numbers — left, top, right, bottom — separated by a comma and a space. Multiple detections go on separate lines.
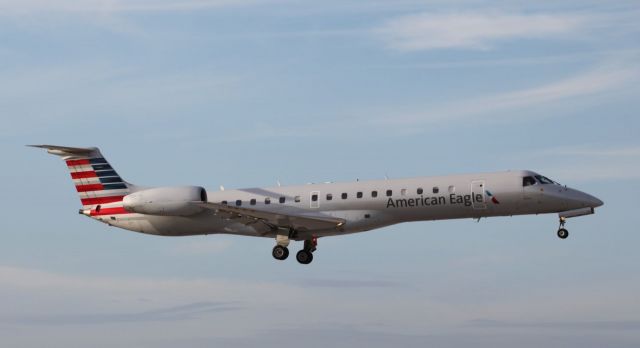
557, 217, 569, 239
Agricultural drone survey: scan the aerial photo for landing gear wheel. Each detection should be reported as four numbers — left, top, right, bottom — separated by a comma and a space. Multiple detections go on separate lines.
557, 216, 569, 239
296, 250, 313, 264
272, 245, 289, 260
557, 228, 569, 239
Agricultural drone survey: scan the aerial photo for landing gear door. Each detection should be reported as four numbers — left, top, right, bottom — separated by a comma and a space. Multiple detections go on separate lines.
310, 191, 320, 209
471, 180, 486, 209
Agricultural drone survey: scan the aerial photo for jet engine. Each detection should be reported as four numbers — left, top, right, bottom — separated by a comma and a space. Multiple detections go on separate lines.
123, 186, 207, 216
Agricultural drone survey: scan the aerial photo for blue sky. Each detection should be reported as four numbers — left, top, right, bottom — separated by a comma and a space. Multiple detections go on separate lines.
1, 0, 640, 347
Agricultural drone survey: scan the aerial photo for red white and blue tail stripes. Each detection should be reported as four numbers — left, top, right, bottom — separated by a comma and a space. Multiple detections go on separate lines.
29, 145, 138, 218
65, 156, 131, 216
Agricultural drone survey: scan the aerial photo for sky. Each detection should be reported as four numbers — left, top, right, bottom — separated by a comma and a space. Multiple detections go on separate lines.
1, 0, 640, 347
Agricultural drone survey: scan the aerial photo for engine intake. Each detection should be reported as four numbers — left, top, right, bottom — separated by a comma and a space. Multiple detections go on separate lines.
123, 186, 207, 216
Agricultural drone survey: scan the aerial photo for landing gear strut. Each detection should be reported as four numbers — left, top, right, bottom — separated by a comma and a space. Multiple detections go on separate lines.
296, 238, 317, 265
272, 233, 317, 264
272, 233, 291, 260
557, 217, 569, 239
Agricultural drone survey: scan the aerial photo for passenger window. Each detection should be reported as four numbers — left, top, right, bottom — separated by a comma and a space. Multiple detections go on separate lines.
250, 199, 256, 205
311, 194, 318, 202
401, 189, 407, 196
326, 193, 333, 201
357, 192, 363, 198
294, 196, 301, 203
448, 185, 455, 193
265, 198, 271, 204
432, 187, 439, 194
341, 193, 347, 199
235, 200, 242, 206
279, 197, 285, 204
386, 190, 392, 197
372, 191, 378, 198
523, 176, 536, 187
417, 188, 423, 194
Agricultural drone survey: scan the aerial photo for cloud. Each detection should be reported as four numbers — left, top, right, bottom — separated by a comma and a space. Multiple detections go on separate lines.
203, 59, 638, 143
0, 0, 271, 15
211, 325, 640, 348
523, 145, 640, 182
0, 63, 245, 136
2, 261, 640, 347
468, 318, 640, 331
375, 12, 588, 51
372, 61, 639, 127
6, 302, 242, 325
536, 145, 640, 158
295, 278, 400, 288
490, 143, 640, 183
172, 239, 233, 255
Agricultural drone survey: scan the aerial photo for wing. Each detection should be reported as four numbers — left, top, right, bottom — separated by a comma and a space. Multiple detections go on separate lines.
196, 202, 345, 232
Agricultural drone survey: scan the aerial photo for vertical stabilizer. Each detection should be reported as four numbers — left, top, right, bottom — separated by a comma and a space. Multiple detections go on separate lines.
29, 145, 133, 215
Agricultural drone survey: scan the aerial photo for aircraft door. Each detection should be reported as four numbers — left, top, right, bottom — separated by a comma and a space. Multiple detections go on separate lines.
310, 191, 320, 209
471, 180, 486, 209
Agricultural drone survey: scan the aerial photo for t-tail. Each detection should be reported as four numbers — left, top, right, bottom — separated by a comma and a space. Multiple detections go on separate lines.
28, 145, 134, 216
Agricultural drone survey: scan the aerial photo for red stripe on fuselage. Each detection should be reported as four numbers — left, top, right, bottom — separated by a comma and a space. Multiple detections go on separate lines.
66, 159, 90, 166
90, 207, 129, 216
76, 183, 104, 192
81, 196, 125, 206
71, 171, 97, 179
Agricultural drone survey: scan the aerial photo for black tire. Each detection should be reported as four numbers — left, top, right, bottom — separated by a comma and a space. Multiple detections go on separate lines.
557, 228, 569, 239
272, 245, 289, 260
296, 250, 313, 265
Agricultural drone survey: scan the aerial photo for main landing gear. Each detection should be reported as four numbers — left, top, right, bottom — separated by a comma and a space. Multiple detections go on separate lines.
296, 249, 313, 264
295, 239, 317, 265
272, 234, 317, 264
272, 245, 289, 260
557, 217, 569, 239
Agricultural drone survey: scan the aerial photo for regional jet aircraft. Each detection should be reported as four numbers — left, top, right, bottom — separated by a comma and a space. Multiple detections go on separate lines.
31, 145, 603, 264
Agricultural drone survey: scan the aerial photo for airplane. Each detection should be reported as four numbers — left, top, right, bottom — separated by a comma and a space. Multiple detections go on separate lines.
30, 145, 604, 264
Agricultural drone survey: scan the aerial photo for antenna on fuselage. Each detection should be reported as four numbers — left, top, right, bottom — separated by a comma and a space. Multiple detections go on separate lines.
277, 180, 281, 187
220, 185, 225, 191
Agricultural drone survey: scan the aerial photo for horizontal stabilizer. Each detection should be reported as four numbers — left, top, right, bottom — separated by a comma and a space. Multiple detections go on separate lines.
28, 144, 99, 158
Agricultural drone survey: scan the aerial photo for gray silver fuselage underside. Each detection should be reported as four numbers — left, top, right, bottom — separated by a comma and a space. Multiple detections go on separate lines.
96, 170, 601, 239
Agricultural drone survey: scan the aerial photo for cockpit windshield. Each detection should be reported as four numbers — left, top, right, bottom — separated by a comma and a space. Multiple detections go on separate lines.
535, 175, 559, 185
523, 174, 560, 187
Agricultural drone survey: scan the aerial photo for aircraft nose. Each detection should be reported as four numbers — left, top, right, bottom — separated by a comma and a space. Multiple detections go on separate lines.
590, 195, 604, 208
580, 191, 604, 208
561, 188, 604, 210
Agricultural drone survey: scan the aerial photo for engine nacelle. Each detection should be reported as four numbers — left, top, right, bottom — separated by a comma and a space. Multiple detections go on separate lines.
123, 186, 207, 216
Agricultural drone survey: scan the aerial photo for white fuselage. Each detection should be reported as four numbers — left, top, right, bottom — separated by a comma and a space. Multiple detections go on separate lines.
93, 170, 602, 240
